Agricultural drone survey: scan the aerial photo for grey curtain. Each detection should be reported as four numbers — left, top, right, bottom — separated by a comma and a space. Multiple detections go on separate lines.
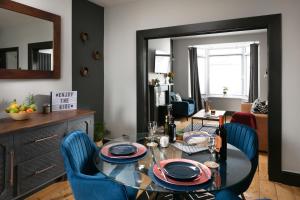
248, 43, 259, 102
189, 47, 202, 111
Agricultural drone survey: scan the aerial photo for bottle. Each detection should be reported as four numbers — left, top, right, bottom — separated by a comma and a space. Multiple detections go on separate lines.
168, 117, 176, 143
219, 115, 227, 161
215, 128, 221, 160
164, 115, 169, 135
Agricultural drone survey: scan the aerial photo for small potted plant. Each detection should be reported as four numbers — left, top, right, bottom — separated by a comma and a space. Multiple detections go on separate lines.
94, 122, 105, 147
223, 86, 228, 95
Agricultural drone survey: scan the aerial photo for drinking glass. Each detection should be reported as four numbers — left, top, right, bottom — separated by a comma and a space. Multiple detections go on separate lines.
147, 121, 157, 146
207, 135, 216, 161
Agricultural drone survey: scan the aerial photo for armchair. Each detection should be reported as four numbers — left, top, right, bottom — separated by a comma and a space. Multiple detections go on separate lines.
169, 92, 195, 118
241, 103, 268, 152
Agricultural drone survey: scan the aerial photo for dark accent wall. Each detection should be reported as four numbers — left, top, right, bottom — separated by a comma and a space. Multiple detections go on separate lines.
72, 0, 104, 123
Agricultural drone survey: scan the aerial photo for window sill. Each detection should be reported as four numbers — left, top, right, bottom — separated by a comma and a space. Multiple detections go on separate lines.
203, 95, 248, 100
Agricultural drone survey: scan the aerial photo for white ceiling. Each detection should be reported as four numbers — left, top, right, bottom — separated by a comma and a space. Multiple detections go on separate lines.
89, 0, 137, 7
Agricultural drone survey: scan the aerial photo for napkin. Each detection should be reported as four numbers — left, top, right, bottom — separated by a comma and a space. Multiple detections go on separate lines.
183, 131, 209, 147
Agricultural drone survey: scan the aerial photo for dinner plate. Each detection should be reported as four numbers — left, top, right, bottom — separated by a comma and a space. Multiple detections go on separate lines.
108, 144, 137, 156
153, 158, 211, 186
101, 142, 147, 159
163, 161, 200, 181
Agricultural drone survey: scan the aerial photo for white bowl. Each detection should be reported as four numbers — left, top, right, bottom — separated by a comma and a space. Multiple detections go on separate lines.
9, 112, 30, 120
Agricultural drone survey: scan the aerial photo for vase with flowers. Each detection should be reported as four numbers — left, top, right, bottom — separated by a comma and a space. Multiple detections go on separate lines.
167, 72, 175, 84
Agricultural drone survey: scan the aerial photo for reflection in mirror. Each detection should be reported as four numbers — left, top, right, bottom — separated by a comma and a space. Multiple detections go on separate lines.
154, 50, 171, 73
0, 8, 53, 71
28, 41, 53, 71
0, 47, 18, 69
148, 38, 172, 86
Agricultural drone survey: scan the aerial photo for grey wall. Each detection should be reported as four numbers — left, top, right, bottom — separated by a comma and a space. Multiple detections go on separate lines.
172, 32, 268, 104
72, 0, 104, 123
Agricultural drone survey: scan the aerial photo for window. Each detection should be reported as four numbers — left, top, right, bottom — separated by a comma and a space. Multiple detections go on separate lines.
196, 43, 253, 97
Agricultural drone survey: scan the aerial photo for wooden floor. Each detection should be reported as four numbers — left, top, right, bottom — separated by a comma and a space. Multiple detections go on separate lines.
26, 118, 300, 200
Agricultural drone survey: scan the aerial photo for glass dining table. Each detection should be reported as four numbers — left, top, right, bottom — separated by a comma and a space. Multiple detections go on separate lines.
94, 135, 251, 199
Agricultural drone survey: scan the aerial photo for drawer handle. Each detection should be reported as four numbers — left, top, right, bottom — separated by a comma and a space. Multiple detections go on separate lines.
10, 151, 14, 187
34, 134, 58, 143
34, 164, 56, 176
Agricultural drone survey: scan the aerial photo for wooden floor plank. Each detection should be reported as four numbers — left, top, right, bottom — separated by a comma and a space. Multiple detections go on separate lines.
293, 186, 300, 200
275, 183, 295, 200
259, 180, 278, 200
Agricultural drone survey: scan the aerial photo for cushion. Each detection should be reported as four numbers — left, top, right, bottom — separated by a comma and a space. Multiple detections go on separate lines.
175, 93, 182, 101
251, 99, 268, 114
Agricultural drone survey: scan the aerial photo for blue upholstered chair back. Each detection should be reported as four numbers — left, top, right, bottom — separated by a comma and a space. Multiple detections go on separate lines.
61, 130, 99, 175
224, 123, 258, 195
215, 190, 241, 200
61, 131, 135, 200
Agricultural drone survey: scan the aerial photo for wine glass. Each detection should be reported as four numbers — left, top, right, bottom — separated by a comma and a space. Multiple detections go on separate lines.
207, 135, 216, 161
147, 121, 157, 146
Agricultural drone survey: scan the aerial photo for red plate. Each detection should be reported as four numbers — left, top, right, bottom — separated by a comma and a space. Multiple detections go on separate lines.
153, 159, 211, 186
101, 142, 147, 159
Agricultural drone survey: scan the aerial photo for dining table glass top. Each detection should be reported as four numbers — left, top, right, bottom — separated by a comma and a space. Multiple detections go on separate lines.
94, 137, 251, 194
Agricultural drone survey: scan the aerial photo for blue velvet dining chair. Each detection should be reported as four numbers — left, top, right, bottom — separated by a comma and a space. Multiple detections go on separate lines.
61, 130, 137, 200
223, 123, 258, 200
215, 190, 241, 200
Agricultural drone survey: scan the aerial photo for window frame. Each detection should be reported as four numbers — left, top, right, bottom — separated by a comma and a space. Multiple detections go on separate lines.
197, 44, 252, 98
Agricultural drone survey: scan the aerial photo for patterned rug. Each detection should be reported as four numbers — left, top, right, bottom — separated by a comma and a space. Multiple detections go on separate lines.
183, 123, 217, 135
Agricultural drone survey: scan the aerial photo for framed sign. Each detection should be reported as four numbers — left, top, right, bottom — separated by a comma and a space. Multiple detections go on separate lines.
51, 91, 77, 111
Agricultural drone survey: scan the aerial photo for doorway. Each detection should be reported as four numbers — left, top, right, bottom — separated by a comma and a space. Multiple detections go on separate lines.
136, 14, 284, 184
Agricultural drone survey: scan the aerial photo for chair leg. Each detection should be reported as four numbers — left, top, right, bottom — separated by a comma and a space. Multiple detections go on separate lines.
241, 193, 246, 200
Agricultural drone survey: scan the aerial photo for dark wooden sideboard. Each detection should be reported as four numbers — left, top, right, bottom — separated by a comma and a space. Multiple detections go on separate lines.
0, 109, 94, 200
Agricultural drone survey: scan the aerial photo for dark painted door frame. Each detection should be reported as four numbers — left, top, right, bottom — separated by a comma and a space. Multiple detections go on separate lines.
137, 14, 299, 186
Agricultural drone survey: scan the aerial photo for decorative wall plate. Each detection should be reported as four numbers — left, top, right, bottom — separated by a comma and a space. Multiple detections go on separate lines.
80, 32, 89, 42
80, 67, 89, 77
92, 50, 101, 60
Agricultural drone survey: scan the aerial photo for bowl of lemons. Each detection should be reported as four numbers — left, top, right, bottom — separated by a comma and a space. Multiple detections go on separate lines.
5, 97, 37, 121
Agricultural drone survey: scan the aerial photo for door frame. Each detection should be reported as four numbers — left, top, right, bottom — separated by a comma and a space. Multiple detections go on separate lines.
136, 14, 299, 185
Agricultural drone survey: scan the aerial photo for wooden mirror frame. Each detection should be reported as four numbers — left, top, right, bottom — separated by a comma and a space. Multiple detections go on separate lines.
0, 1, 61, 79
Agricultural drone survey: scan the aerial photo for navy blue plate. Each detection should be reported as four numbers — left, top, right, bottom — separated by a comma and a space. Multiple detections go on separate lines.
163, 161, 200, 181
108, 144, 137, 156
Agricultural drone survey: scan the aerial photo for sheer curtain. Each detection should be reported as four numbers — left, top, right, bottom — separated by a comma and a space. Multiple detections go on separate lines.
189, 47, 203, 111
248, 43, 259, 102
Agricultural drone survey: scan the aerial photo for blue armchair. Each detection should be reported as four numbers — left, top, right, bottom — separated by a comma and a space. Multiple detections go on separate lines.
224, 123, 258, 199
169, 92, 195, 118
61, 130, 137, 200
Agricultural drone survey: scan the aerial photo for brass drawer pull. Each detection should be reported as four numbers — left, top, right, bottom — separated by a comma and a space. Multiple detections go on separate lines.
34, 134, 58, 143
34, 164, 56, 175
10, 151, 14, 187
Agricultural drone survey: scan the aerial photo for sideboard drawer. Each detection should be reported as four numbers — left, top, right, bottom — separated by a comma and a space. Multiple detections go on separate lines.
14, 123, 67, 163
17, 150, 64, 195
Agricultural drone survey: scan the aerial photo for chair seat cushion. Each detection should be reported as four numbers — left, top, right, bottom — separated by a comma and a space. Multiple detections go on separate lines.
93, 171, 106, 178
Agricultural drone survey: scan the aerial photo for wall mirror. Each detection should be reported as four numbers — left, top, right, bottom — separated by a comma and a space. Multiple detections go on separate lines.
0, 1, 60, 79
